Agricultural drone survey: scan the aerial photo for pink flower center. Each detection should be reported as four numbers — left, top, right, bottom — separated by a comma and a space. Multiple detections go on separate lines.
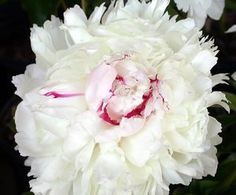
97, 75, 160, 125
85, 53, 166, 126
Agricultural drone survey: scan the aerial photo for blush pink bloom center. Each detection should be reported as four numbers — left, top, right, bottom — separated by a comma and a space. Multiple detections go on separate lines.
85, 54, 162, 126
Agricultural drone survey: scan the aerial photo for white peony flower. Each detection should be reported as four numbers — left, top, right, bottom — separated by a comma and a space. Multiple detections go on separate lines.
174, 0, 225, 28
13, 0, 229, 195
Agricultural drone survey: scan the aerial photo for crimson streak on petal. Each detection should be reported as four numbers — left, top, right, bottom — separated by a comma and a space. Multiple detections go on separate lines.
97, 77, 161, 126
44, 91, 84, 98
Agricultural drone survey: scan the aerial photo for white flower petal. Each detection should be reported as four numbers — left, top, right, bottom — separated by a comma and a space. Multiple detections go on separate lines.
121, 115, 162, 167
211, 73, 229, 87
232, 72, 236, 81
207, 91, 230, 112
12, 64, 45, 98
15, 103, 42, 156
85, 64, 117, 110
207, 0, 225, 20
207, 117, 222, 145
64, 5, 87, 27
225, 24, 236, 33
174, 0, 224, 28
89, 3, 106, 24
31, 16, 70, 67
192, 50, 217, 74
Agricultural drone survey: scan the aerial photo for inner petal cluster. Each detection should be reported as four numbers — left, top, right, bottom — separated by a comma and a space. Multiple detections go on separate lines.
86, 54, 161, 126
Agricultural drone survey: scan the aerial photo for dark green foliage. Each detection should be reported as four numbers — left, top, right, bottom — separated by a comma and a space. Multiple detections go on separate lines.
21, 0, 60, 25
19, 0, 111, 25
21, 192, 34, 195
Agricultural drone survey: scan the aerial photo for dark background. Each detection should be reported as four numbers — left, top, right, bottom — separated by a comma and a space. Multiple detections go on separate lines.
0, 0, 235, 195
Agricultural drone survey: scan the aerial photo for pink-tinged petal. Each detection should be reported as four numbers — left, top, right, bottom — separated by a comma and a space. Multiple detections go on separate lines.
98, 102, 120, 126
124, 90, 152, 118
85, 64, 117, 110
106, 96, 128, 120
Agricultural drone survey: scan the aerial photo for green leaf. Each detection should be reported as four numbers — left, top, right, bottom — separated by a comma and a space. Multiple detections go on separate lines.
225, 0, 236, 10
224, 92, 236, 111
21, 0, 60, 25
218, 131, 236, 156
172, 187, 195, 195
213, 158, 236, 194
189, 179, 219, 195
217, 114, 236, 129
65, 0, 79, 7
21, 192, 34, 195
20, 0, 108, 25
